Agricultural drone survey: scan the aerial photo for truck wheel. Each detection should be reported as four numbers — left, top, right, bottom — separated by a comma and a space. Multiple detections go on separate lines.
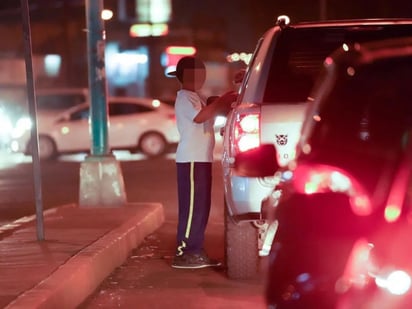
224, 199, 259, 279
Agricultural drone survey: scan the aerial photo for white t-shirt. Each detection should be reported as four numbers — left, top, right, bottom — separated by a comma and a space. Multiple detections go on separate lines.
175, 89, 215, 162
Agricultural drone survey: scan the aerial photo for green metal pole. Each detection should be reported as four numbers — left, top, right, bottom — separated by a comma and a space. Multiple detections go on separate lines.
80, 0, 126, 208
85, 0, 109, 156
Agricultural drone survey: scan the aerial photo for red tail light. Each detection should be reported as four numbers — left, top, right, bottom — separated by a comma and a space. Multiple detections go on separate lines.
338, 238, 374, 292
234, 113, 260, 153
292, 164, 372, 216
338, 238, 412, 301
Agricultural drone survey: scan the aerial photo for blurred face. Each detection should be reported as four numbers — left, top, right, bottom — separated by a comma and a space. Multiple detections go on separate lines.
181, 68, 206, 91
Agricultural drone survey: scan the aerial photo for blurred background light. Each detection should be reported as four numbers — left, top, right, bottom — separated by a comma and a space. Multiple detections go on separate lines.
101, 9, 113, 20
44, 54, 61, 77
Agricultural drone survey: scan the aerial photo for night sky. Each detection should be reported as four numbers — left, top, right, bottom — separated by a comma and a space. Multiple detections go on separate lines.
1, 0, 412, 53
173, 0, 412, 52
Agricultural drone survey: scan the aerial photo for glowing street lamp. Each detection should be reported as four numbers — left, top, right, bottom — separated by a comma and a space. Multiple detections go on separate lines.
101, 9, 113, 20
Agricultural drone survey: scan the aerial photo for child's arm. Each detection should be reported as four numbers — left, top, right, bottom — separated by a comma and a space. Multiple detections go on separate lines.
193, 90, 238, 123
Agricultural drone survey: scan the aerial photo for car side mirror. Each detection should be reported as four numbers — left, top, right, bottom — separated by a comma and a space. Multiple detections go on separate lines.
234, 144, 279, 177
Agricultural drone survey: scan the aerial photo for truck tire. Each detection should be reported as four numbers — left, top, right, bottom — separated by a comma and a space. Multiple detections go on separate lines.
224, 200, 259, 279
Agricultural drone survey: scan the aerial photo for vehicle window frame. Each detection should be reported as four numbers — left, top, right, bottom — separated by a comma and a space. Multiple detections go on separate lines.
37, 93, 87, 110
108, 102, 153, 116
235, 36, 265, 106
69, 107, 90, 121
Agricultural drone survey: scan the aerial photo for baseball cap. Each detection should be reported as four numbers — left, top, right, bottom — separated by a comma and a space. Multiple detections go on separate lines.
167, 56, 205, 81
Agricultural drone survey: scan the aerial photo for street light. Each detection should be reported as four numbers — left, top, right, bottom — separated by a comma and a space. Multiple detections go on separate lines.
101, 9, 113, 20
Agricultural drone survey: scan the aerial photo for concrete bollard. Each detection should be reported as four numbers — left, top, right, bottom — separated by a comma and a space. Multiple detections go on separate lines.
79, 154, 127, 207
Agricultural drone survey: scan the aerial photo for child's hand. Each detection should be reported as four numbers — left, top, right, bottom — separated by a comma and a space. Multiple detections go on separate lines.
220, 90, 238, 102
213, 91, 238, 115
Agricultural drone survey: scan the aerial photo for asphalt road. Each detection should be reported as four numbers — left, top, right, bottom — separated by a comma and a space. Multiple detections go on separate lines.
0, 150, 267, 308
0, 135, 224, 223
0, 150, 192, 224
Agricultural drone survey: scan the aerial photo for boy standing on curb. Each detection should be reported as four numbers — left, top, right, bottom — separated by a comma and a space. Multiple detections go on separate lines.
168, 56, 237, 269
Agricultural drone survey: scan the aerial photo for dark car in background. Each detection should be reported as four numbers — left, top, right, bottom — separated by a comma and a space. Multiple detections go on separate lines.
259, 37, 412, 308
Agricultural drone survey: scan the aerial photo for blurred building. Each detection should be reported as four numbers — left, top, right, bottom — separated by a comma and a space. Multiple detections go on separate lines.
0, 0, 250, 102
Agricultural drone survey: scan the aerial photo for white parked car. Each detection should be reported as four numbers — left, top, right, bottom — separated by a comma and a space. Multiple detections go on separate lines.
10, 97, 180, 159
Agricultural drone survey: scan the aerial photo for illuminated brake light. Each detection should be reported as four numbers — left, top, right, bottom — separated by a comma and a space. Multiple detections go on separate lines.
292, 164, 372, 216
337, 238, 374, 292
234, 113, 260, 152
351, 195, 371, 216
344, 240, 412, 296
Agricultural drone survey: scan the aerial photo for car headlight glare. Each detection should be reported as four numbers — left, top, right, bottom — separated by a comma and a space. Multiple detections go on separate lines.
375, 270, 411, 295
0, 113, 12, 134
16, 117, 32, 130
11, 117, 32, 138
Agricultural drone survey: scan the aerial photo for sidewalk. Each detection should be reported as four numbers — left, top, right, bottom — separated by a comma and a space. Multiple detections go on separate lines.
0, 202, 165, 309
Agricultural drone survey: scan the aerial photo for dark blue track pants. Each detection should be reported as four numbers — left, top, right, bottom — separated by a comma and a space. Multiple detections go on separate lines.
176, 162, 212, 256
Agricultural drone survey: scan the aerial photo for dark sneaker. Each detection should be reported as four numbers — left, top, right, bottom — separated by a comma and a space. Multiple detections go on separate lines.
171, 252, 222, 269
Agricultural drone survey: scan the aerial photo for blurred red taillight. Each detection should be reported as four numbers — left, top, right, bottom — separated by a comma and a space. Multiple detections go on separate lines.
338, 238, 374, 293
234, 113, 260, 153
292, 164, 372, 216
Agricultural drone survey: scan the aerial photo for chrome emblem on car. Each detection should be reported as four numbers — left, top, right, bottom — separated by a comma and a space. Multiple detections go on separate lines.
276, 134, 288, 146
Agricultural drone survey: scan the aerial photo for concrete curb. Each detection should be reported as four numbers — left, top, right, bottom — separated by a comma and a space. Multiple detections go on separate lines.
5, 202, 165, 309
